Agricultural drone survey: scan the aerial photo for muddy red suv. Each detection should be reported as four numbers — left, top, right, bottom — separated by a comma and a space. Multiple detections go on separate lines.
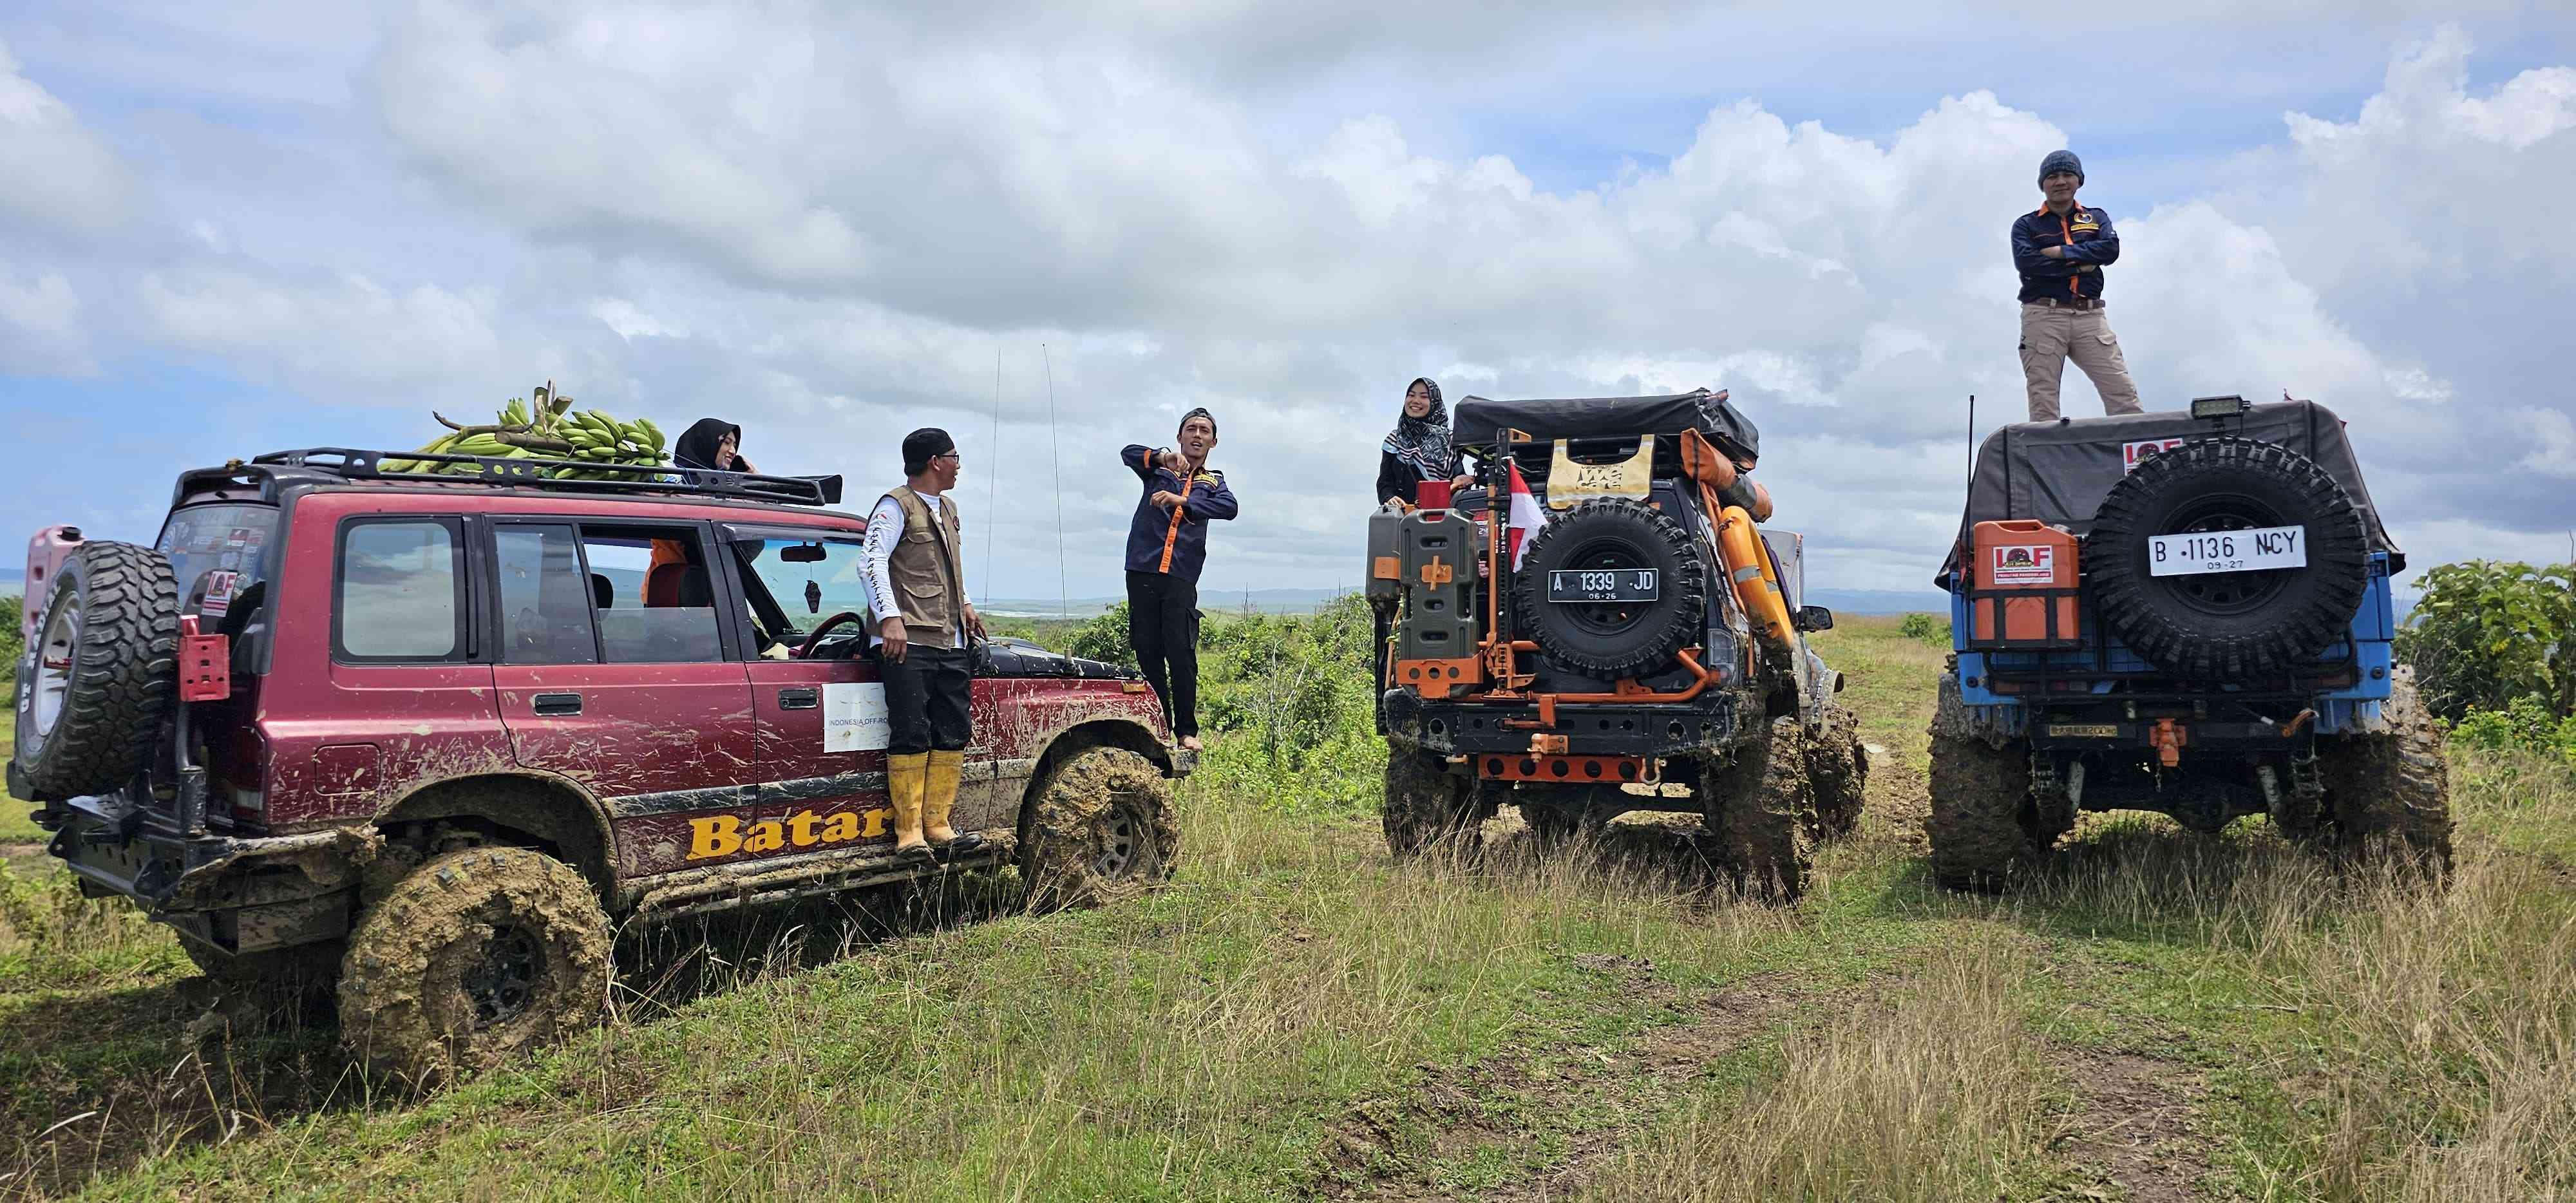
12, 447, 1187, 1079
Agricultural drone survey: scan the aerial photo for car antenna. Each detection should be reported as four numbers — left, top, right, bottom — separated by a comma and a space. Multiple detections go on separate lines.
985, 346, 1003, 595
1965, 393, 1976, 494
1043, 341, 1069, 620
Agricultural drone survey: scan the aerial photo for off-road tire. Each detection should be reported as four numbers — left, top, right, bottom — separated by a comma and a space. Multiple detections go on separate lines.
337, 846, 611, 1083
2086, 437, 2371, 681
1701, 716, 1815, 900
1926, 674, 2053, 891
185, 939, 345, 1024
1383, 746, 1482, 858
1019, 745, 1179, 911
1514, 498, 1707, 679
1804, 703, 1868, 842
2313, 670, 2453, 873
13, 542, 178, 799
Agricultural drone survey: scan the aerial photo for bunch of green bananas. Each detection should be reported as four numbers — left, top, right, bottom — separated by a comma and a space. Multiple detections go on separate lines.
379, 381, 668, 480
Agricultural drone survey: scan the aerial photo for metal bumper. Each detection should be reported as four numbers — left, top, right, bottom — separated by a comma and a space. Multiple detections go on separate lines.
1387, 692, 1742, 761
46, 797, 371, 956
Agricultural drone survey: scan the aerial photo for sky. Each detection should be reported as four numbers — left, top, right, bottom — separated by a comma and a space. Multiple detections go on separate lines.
3, 2, 2572, 604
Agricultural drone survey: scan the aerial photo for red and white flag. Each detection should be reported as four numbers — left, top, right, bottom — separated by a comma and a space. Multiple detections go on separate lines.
1506, 462, 1548, 569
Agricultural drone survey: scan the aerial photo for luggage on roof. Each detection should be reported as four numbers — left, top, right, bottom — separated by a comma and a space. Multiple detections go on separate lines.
1452, 389, 1759, 464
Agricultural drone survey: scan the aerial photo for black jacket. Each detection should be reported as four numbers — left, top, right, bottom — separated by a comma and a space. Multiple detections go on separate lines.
1120, 445, 1239, 583
2012, 204, 2121, 303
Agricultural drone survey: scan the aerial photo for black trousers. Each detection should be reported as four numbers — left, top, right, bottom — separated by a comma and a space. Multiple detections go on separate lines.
882, 642, 974, 755
1126, 571, 1200, 737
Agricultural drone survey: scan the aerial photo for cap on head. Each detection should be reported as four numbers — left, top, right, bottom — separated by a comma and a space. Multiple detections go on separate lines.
902, 427, 956, 476
2039, 149, 2084, 184
1178, 406, 1217, 437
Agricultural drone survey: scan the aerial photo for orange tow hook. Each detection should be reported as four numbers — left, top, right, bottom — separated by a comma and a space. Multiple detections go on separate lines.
2148, 718, 2187, 769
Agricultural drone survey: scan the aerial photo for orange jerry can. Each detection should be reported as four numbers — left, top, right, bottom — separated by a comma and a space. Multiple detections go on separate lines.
1967, 520, 2081, 648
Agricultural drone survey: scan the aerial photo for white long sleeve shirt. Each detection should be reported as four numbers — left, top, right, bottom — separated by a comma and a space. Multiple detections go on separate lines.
861, 491, 969, 647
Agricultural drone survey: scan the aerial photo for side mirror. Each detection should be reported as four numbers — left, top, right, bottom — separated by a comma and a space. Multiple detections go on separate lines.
1795, 605, 1835, 632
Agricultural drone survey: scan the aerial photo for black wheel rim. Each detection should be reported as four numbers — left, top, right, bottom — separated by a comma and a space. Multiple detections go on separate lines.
1552, 536, 1653, 638
462, 925, 542, 1028
1092, 802, 1140, 878
2158, 493, 2293, 616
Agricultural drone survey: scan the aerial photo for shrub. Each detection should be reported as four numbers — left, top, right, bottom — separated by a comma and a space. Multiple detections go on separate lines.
2396, 560, 2574, 724
1897, 612, 1948, 646
2449, 694, 2576, 765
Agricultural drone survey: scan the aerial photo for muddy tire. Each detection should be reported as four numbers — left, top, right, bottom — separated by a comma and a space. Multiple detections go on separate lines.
1702, 715, 1815, 900
1926, 674, 2052, 891
2313, 669, 2453, 873
185, 939, 345, 1024
1383, 746, 1482, 858
1804, 703, 1868, 842
1019, 745, 1179, 911
337, 846, 611, 1083
13, 542, 178, 799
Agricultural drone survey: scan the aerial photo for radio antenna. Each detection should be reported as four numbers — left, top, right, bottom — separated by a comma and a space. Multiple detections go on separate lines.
985, 348, 1003, 594
1965, 393, 1976, 494
1043, 343, 1068, 619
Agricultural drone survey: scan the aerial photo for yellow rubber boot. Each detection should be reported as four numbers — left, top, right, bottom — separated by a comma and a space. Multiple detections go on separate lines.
887, 752, 933, 864
924, 749, 985, 857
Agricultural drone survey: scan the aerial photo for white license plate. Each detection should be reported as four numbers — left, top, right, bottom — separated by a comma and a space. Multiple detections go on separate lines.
2148, 526, 2307, 576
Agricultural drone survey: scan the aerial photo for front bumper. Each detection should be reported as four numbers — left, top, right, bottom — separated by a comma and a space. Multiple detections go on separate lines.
46, 795, 371, 956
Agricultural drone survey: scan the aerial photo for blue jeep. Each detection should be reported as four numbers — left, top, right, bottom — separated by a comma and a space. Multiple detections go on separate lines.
1927, 395, 2450, 889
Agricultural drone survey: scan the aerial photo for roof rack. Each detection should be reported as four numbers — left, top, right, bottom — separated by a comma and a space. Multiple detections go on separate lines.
251, 448, 838, 507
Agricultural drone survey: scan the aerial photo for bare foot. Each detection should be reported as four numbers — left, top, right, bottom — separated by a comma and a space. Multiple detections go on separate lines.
1179, 735, 1202, 752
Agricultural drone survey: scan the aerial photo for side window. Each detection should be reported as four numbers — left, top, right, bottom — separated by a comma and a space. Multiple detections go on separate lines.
495, 525, 598, 665
336, 519, 462, 661
732, 536, 871, 646
581, 527, 724, 663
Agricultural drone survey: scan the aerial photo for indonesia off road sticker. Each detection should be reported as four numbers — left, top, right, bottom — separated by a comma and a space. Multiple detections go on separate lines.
2123, 439, 2185, 472
822, 683, 891, 752
1990, 544, 2056, 585
2148, 526, 2307, 577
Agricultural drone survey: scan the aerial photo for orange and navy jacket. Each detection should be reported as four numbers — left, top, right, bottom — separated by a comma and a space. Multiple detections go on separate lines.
1121, 444, 1240, 583
2012, 203, 2120, 303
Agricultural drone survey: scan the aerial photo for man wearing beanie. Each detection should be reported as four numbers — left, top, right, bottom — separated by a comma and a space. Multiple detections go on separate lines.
862, 427, 986, 866
2012, 149, 2143, 421
1120, 408, 1238, 750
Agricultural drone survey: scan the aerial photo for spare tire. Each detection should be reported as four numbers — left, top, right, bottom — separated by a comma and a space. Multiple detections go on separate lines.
13, 542, 179, 798
2085, 437, 2369, 681
1514, 498, 1707, 679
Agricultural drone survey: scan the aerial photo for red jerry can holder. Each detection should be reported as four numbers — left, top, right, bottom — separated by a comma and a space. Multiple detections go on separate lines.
1965, 520, 2082, 649
177, 615, 231, 703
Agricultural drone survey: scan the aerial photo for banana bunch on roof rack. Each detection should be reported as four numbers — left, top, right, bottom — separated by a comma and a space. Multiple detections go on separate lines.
379, 381, 668, 480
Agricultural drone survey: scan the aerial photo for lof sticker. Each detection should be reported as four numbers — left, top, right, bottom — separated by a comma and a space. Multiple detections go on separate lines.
1991, 544, 2056, 586
2123, 439, 2185, 472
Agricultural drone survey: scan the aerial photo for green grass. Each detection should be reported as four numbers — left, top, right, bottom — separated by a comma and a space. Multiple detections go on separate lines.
0, 712, 37, 845
3, 616, 2573, 1200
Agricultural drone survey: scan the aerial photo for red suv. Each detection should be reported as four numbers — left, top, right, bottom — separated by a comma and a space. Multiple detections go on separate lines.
11, 447, 1186, 1079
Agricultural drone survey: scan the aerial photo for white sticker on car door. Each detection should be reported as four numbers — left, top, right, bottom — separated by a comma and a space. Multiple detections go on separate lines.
822, 682, 891, 752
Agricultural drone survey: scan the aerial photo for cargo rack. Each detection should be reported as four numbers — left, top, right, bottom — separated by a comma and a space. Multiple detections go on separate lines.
248, 447, 841, 507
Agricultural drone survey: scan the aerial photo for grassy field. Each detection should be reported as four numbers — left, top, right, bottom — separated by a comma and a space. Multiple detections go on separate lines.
1, 616, 2571, 1199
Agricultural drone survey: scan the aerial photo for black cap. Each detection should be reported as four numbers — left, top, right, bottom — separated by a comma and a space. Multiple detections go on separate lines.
902, 427, 956, 475
1178, 406, 1217, 436
2039, 149, 2084, 184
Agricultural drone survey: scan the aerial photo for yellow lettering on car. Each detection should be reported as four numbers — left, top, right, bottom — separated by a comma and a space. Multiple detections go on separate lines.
687, 807, 896, 860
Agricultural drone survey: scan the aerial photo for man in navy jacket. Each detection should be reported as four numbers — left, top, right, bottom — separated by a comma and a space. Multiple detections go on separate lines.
1121, 408, 1238, 749
2013, 149, 2144, 421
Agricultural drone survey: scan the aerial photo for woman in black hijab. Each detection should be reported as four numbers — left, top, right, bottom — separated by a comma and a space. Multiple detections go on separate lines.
674, 418, 757, 473
1376, 378, 1466, 507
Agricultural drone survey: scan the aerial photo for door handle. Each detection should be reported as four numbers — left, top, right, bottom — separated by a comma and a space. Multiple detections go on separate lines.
779, 687, 820, 710
532, 692, 583, 716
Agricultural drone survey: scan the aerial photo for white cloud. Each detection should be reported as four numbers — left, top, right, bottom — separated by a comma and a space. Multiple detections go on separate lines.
0, 39, 137, 238
138, 268, 502, 392
0, 266, 93, 375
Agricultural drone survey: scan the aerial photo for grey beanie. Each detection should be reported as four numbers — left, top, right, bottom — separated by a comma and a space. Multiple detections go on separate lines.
2039, 149, 2084, 184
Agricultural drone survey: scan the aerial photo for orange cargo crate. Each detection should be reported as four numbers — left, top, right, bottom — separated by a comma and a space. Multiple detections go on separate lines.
1966, 520, 2081, 649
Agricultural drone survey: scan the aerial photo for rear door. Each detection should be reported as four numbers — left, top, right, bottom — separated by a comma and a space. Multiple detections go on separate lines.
484, 519, 754, 878
724, 529, 899, 860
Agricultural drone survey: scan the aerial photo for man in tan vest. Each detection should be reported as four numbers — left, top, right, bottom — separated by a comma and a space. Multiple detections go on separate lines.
862, 428, 987, 866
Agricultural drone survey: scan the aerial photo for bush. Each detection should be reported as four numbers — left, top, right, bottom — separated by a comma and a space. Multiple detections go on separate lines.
2449, 694, 2576, 765
2396, 560, 2574, 725
1897, 612, 1948, 646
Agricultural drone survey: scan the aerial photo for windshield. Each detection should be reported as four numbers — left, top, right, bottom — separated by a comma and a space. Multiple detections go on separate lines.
155, 503, 279, 618
732, 535, 872, 644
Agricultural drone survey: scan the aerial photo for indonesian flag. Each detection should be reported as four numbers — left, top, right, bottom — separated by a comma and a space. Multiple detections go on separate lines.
1506, 462, 1548, 570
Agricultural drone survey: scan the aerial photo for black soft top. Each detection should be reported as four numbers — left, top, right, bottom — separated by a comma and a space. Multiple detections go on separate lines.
1453, 389, 1759, 464
1941, 400, 2400, 584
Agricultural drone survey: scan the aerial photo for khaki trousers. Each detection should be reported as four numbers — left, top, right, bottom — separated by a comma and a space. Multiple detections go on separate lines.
2020, 302, 2142, 421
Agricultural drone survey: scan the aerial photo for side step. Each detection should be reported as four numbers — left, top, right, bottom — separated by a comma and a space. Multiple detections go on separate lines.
625, 831, 1019, 924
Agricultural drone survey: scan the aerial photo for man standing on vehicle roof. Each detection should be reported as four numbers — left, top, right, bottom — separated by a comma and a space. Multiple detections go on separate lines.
863, 428, 987, 866
1121, 408, 1239, 752
2014, 149, 2143, 422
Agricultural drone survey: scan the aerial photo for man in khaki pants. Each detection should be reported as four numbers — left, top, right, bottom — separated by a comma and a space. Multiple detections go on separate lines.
2013, 149, 2143, 421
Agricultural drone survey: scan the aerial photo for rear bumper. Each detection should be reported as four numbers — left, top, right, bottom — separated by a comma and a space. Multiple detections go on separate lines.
46, 796, 369, 956
1386, 691, 1744, 760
